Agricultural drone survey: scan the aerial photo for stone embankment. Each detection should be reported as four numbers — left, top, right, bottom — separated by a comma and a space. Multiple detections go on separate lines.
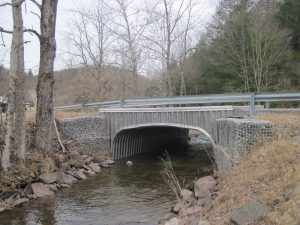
159, 175, 217, 225
160, 174, 268, 225
0, 149, 114, 214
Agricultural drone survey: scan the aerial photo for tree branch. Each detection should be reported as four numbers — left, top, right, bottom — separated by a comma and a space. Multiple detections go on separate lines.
23, 28, 41, 40
29, 0, 41, 11
0, 27, 13, 34
0, 0, 25, 7
31, 10, 41, 20
0, 2, 12, 7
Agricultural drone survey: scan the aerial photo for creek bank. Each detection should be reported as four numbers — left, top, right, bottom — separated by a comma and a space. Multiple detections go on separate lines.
161, 174, 269, 225
161, 113, 300, 225
159, 175, 217, 225
0, 147, 114, 215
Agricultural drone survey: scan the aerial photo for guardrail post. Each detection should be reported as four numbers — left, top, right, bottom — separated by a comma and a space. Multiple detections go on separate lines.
265, 102, 270, 109
81, 103, 86, 113
250, 93, 256, 116
120, 99, 124, 108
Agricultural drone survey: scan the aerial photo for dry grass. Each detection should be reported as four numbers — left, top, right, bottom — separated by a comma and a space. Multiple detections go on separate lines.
160, 152, 182, 200
205, 113, 300, 225
0, 148, 57, 193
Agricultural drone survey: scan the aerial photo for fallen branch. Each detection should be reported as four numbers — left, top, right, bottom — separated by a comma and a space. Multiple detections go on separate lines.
53, 118, 66, 153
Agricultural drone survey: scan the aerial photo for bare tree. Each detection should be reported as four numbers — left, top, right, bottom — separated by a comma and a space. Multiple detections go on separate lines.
34, 0, 58, 152
109, 0, 147, 96
14, 0, 26, 160
144, 0, 192, 96
66, 0, 112, 100
177, 0, 194, 96
0, 0, 25, 170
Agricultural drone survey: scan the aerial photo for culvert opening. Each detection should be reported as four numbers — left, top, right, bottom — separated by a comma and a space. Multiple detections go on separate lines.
112, 126, 214, 162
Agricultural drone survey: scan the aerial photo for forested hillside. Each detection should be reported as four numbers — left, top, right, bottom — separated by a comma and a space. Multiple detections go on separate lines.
170, 0, 300, 95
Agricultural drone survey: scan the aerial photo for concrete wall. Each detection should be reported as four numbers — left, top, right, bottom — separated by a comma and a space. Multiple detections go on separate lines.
214, 118, 273, 172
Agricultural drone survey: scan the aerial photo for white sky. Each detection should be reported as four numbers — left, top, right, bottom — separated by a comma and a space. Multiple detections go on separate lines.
0, 0, 218, 74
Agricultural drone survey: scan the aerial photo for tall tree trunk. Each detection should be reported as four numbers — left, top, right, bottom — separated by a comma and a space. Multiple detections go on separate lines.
2, 0, 24, 170
35, 0, 58, 152
14, 0, 26, 161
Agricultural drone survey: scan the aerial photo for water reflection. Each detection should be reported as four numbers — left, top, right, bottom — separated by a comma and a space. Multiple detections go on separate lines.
0, 142, 213, 225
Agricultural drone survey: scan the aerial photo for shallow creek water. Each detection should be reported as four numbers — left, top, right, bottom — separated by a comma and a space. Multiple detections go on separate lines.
0, 142, 213, 225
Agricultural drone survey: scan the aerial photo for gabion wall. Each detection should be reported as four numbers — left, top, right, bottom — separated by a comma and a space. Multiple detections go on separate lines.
58, 116, 111, 155
214, 118, 273, 172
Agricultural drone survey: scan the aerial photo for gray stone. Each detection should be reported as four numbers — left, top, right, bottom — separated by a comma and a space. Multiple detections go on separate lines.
80, 154, 89, 160
0, 208, 6, 213
55, 153, 66, 163
60, 162, 69, 170
46, 184, 58, 192
61, 184, 71, 188
87, 162, 101, 173
100, 162, 110, 168
73, 170, 87, 180
84, 170, 96, 176
180, 189, 193, 201
165, 217, 180, 225
69, 150, 81, 160
83, 156, 93, 164
13, 198, 29, 207
198, 220, 210, 225
172, 202, 182, 214
194, 176, 216, 199
39, 172, 58, 184
179, 217, 200, 225
57, 172, 78, 185
31, 183, 54, 197
197, 196, 212, 208
230, 202, 268, 225
161, 213, 177, 222
104, 159, 115, 164
159, 213, 177, 225
27, 194, 37, 200
69, 159, 85, 168
179, 205, 204, 217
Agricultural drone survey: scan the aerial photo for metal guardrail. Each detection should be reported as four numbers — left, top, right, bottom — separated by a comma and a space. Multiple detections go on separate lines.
54, 92, 300, 115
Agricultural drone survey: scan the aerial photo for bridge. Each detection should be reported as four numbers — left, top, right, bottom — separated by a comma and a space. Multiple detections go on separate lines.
103, 106, 233, 159
57, 92, 300, 170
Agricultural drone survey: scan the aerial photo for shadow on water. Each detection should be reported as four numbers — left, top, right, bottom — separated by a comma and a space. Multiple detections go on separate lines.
0, 141, 214, 225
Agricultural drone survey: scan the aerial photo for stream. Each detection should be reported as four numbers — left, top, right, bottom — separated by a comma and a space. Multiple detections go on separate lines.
0, 141, 213, 225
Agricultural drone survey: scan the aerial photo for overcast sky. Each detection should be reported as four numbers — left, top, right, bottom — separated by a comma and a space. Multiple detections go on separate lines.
0, 0, 218, 74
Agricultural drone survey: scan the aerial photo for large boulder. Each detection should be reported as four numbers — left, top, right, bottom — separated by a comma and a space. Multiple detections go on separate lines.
194, 176, 216, 199
57, 172, 78, 185
73, 170, 88, 180
39, 172, 58, 184
230, 202, 268, 225
31, 183, 54, 197
180, 189, 193, 201
179, 205, 205, 217
69, 150, 81, 160
165, 217, 180, 225
13, 198, 29, 207
69, 159, 85, 169
172, 202, 183, 214
87, 162, 101, 173
159, 213, 177, 224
